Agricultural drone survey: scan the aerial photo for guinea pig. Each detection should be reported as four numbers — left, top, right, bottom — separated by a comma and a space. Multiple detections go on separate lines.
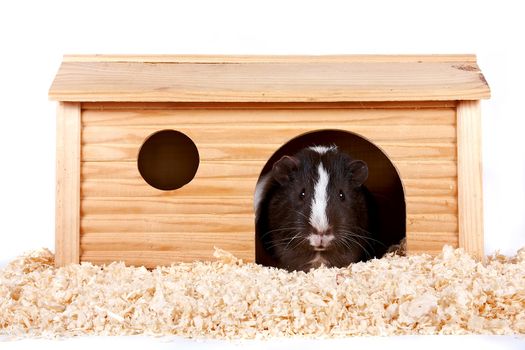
255, 145, 377, 272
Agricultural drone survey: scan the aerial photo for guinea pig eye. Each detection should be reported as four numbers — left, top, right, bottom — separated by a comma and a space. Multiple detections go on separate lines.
339, 190, 345, 201
299, 189, 306, 200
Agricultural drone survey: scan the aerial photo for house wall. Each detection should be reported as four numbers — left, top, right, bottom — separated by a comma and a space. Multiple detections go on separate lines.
78, 102, 458, 268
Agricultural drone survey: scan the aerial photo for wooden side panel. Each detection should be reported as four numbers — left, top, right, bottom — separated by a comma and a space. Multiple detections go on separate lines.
55, 102, 81, 266
79, 105, 459, 265
457, 101, 484, 258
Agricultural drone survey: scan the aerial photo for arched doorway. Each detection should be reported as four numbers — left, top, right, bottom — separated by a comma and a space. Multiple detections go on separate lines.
254, 129, 406, 267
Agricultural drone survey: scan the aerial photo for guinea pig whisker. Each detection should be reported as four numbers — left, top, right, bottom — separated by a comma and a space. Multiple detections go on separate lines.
339, 226, 387, 248
259, 226, 307, 240
334, 236, 352, 251
337, 235, 372, 260
268, 237, 295, 243
265, 239, 294, 250
339, 235, 364, 253
284, 231, 305, 250
293, 210, 310, 221
354, 226, 387, 248
265, 230, 306, 250
289, 236, 309, 251
337, 234, 372, 259
338, 230, 376, 250
266, 235, 303, 245
339, 233, 376, 256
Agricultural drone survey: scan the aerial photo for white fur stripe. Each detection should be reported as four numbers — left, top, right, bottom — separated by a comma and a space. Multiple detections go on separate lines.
308, 145, 337, 155
309, 163, 330, 232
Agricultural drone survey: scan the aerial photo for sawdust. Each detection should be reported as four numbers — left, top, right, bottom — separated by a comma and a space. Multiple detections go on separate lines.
1, 245, 524, 339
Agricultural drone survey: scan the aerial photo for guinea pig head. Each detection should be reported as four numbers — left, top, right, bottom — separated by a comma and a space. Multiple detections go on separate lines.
267, 148, 371, 269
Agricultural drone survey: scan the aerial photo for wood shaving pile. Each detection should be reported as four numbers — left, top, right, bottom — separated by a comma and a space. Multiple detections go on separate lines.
1, 246, 524, 339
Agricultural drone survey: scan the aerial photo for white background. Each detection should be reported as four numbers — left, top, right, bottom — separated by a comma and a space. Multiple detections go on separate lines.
0, 0, 524, 348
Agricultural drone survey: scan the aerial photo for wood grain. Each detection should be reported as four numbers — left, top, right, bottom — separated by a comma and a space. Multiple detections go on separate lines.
407, 214, 458, 233
81, 195, 456, 216
82, 178, 254, 197
80, 231, 253, 252
80, 160, 456, 198
81, 197, 254, 216
407, 234, 459, 254
80, 213, 454, 234
457, 101, 484, 258
82, 141, 456, 162
402, 178, 457, 197
55, 102, 81, 267
80, 229, 459, 266
81, 108, 456, 126
81, 160, 457, 180
49, 57, 490, 102
80, 107, 457, 162
81, 231, 459, 251
405, 196, 457, 214
82, 124, 456, 146
81, 101, 458, 110
80, 215, 254, 234
81, 177, 456, 198
80, 250, 254, 268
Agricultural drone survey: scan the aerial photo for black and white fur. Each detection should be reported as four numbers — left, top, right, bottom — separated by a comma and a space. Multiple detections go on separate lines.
255, 145, 376, 272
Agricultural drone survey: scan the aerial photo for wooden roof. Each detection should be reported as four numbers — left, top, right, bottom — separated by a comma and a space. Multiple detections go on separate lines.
49, 55, 490, 102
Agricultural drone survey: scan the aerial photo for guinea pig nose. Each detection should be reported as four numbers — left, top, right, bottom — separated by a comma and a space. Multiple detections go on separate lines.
317, 228, 332, 236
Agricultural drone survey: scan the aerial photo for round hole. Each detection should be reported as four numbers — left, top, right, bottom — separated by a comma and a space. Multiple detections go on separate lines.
137, 130, 199, 191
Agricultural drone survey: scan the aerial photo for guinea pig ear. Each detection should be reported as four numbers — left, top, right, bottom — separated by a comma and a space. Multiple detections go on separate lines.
347, 160, 368, 186
271, 155, 300, 185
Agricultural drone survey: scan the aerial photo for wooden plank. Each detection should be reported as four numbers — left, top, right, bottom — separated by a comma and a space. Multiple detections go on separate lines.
80, 250, 254, 268
81, 215, 254, 234
81, 101, 458, 110
407, 236, 459, 256
405, 196, 457, 214
406, 214, 457, 233
82, 124, 456, 149
80, 106, 457, 163
80, 231, 252, 252
81, 108, 456, 126
79, 160, 457, 198
396, 160, 457, 179
82, 176, 456, 198
81, 230, 459, 248
80, 231, 459, 265
82, 195, 456, 216
81, 231, 458, 253
82, 160, 264, 180
81, 160, 457, 181
80, 213, 454, 234
65, 54, 479, 63
82, 141, 456, 162
402, 178, 457, 197
81, 197, 254, 216
407, 231, 459, 242
457, 101, 484, 259
407, 231, 460, 255
55, 102, 81, 266
407, 232, 459, 250
82, 178, 254, 197
49, 58, 490, 102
